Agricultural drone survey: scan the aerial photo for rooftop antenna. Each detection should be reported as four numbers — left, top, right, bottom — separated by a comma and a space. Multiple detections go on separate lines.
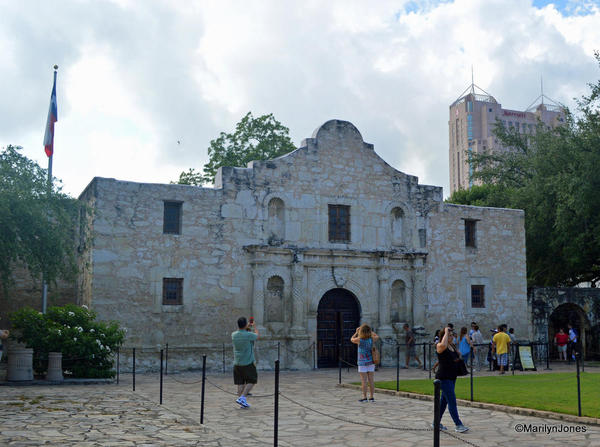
471, 65, 475, 94
540, 75, 544, 105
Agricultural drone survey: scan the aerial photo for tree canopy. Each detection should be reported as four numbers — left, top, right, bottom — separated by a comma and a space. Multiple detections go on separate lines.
176, 112, 296, 185
0, 145, 80, 290
447, 54, 600, 287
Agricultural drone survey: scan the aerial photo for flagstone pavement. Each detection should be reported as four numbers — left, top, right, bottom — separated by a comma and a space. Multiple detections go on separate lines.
1, 364, 599, 446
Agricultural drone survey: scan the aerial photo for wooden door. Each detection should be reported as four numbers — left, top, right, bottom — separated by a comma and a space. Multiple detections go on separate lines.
317, 288, 360, 368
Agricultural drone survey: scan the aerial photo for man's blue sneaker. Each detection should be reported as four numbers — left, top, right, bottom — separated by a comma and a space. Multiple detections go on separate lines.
236, 396, 250, 408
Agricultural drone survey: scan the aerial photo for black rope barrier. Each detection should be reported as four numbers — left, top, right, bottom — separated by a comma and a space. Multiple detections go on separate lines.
280, 392, 432, 432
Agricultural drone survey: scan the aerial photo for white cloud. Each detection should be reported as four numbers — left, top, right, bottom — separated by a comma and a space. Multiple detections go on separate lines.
0, 0, 599, 197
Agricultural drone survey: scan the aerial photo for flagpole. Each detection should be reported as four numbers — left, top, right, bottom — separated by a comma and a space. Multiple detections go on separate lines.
42, 65, 58, 314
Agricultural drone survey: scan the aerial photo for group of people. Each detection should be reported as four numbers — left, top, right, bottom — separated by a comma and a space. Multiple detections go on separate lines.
436, 322, 516, 374
554, 324, 580, 361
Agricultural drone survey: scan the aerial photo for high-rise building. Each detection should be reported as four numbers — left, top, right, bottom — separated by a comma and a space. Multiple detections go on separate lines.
449, 83, 565, 194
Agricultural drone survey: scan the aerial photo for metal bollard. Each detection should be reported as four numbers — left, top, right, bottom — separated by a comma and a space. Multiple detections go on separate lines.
433, 379, 441, 447
576, 354, 582, 417
160, 349, 163, 405
428, 344, 432, 380
274, 359, 280, 447
470, 347, 474, 402
165, 343, 168, 376
133, 348, 136, 392
117, 347, 120, 385
396, 345, 400, 392
201, 355, 206, 424
545, 342, 551, 370
512, 344, 515, 376
338, 350, 342, 385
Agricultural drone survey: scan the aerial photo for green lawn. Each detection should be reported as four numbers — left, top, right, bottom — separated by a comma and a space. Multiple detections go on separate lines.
373, 373, 600, 418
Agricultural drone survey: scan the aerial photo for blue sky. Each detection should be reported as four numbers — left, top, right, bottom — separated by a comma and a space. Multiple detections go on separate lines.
1, 0, 599, 197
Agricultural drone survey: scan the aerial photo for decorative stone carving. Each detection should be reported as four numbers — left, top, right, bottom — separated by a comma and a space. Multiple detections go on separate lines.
291, 254, 305, 335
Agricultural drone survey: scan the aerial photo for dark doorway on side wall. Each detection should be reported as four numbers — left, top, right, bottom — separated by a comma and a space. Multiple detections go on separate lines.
317, 288, 361, 368
549, 303, 591, 359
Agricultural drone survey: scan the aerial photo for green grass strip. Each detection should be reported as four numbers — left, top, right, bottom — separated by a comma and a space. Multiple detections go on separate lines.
372, 372, 600, 418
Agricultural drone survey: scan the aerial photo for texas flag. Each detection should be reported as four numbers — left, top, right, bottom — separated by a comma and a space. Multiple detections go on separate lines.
43, 72, 58, 158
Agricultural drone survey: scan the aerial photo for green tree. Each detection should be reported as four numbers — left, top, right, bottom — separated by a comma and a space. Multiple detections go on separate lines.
447, 54, 600, 287
0, 145, 80, 291
176, 112, 296, 185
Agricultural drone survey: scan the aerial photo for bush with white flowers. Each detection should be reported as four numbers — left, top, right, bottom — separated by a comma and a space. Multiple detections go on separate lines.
10, 304, 125, 378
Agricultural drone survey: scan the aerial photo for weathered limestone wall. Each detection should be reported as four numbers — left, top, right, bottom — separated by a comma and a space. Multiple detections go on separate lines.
425, 203, 529, 339
0, 265, 76, 329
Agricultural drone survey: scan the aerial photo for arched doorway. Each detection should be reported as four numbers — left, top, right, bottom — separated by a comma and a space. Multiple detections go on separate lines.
317, 288, 361, 368
549, 303, 590, 359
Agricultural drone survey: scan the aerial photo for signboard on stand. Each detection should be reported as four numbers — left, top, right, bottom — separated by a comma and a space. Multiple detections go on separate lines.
518, 345, 537, 371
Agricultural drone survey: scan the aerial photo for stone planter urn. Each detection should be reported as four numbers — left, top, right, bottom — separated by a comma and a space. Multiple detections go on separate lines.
46, 352, 64, 382
7, 347, 33, 381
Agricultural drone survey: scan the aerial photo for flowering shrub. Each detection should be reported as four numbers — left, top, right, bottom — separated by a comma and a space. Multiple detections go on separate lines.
10, 304, 125, 378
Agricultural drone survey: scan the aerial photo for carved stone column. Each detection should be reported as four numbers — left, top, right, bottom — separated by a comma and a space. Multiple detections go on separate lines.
251, 267, 266, 332
377, 259, 394, 338
290, 254, 306, 336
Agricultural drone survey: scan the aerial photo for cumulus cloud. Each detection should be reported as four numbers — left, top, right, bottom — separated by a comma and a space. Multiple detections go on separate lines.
1, 0, 599, 197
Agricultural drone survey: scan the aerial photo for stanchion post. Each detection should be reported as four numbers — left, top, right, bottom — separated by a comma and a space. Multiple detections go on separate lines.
582, 349, 585, 372
512, 344, 515, 376
201, 354, 206, 424
133, 347, 136, 392
274, 359, 280, 447
160, 349, 163, 405
433, 379, 441, 447
428, 343, 432, 380
470, 346, 474, 402
338, 346, 342, 385
165, 343, 168, 376
116, 347, 120, 385
396, 344, 400, 392
545, 341, 551, 370
423, 344, 427, 371
576, 354, 582, 417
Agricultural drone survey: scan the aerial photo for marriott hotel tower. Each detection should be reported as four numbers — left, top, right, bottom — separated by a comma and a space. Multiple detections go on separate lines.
449, 84, 564, 194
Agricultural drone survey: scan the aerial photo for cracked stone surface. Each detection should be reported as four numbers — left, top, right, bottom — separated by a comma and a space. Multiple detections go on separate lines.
1, 366, 599, 446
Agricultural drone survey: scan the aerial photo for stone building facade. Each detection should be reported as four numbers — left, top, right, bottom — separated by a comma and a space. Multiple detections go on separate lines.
78, 120, 528, 371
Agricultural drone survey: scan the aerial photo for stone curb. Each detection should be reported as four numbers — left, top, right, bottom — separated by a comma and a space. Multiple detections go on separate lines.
0, 378, 114, 386
339, 383, 600, 427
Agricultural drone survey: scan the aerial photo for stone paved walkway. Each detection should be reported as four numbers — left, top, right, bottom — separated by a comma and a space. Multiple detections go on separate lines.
1, 364, 599, 446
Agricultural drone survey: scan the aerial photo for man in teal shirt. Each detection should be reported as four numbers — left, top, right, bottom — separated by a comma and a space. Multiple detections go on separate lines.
232, 317, 259, 408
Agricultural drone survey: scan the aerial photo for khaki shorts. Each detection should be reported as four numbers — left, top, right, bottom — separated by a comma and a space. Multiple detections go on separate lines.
233, 363, 258, 385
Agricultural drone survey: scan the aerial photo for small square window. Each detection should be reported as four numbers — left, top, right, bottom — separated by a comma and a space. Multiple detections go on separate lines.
163, 278, 183, 305
464, 219, 477, 248
471, 285, 485, 308
163, 201, 182, 234
328, 205, 350, 242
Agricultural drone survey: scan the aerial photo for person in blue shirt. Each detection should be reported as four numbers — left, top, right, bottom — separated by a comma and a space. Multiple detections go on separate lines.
232, 317, 259, 408
351, 324, 379, 402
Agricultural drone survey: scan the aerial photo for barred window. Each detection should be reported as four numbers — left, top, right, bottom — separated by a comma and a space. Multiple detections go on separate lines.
163, 201, 182, 234
464, 219, 477, 248
162, 278, 183, 305
328, 205, 350, 242
471, 285, 485, 308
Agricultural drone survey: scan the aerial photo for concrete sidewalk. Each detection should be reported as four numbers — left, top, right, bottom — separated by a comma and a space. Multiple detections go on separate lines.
0, 365, 598, 446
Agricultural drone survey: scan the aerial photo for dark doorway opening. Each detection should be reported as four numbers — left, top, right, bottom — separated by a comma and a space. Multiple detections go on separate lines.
317, 288, 361, 368
549, 303, 591, 359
